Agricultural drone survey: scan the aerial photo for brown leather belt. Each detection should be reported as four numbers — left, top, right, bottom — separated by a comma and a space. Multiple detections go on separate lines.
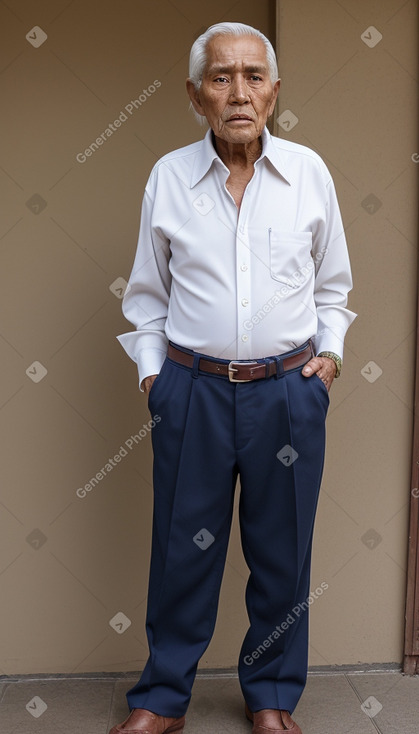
167, 341, 314, 383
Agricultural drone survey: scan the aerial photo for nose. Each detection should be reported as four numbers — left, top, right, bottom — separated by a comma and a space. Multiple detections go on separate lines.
229, 75, 250, 104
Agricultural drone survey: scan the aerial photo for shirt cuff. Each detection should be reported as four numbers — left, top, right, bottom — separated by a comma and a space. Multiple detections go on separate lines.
136, 349, 167, 391
313, 319, 356, 360
313, 308, 357, 359
116, 332, 167, 391
312, 331, 346, 360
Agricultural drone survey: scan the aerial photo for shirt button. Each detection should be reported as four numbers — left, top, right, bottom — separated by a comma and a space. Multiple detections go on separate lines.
241, 334, 249, 342
241, 298, 249, 307
240, 264, 248, 272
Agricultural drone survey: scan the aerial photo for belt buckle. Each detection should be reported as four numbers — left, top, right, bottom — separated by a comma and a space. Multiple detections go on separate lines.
228, 360, 255, 383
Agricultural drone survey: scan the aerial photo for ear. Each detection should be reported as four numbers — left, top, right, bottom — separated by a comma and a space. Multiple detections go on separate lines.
268, 78, 281, 117
186, 79, 206, 116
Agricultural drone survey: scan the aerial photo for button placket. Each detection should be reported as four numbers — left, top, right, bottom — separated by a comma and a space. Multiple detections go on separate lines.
236, 206, 252, 358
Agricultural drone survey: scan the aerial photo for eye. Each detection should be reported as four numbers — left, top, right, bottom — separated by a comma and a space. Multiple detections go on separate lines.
249, 75, 263, 82
214, 76, 229, 83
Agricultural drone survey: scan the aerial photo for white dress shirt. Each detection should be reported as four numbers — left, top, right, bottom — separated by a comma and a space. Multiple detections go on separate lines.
117, 127, 356, 389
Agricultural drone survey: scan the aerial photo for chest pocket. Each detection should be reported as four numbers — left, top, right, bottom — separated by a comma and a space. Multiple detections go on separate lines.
269, 230, 313, 288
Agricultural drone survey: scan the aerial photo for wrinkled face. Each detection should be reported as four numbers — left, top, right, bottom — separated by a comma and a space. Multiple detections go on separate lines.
187, 34, 280, 145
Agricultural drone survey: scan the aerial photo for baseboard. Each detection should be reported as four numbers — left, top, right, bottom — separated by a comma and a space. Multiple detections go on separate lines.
0, 661, 403, 682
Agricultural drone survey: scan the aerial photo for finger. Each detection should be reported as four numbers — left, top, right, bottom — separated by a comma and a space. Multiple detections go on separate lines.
302, 358, 321, 377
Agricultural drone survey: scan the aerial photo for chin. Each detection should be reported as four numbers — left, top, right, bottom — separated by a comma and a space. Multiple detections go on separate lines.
222, 126, 257, 141
229, 132, 259, 144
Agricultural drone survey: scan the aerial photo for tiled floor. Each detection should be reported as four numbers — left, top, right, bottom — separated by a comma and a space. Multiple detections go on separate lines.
0, 670, 418, 733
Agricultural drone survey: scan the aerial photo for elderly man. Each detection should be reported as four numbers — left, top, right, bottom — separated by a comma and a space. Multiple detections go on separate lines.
111, 21, 356, 734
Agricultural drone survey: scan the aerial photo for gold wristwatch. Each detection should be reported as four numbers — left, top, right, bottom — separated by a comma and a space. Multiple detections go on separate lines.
317, 351, 342, 378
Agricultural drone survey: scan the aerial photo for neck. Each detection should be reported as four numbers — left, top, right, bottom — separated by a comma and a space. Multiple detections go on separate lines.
213, 134, 262, 169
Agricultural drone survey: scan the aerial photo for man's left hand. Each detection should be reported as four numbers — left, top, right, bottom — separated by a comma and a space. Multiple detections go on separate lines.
302, 356, 336, 391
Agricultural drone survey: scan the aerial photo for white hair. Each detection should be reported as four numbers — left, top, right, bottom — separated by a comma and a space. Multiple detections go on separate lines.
188, 22, 279, 125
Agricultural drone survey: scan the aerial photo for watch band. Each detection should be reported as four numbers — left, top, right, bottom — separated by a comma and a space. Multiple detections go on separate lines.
317, 351, 342, 378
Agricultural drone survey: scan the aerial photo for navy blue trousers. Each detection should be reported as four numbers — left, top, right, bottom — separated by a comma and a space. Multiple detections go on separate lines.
126, 344, 328, 717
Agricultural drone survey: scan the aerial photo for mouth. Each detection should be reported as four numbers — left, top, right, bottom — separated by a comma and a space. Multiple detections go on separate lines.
227, 115, 254, 122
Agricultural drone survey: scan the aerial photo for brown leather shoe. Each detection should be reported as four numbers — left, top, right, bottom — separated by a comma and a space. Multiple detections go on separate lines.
109, 708, 185, 734
245, 703, 302, 734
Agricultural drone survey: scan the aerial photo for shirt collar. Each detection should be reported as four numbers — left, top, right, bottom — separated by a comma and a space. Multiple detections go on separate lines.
190, 126, 291, 188
259, 127, 291, 184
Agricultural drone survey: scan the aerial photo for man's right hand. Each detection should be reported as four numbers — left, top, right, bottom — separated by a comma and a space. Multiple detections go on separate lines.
141, 374, 158, 395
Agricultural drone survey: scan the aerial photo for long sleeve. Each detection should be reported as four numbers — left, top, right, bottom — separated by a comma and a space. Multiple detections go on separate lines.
117, 186, 172, 390
311, 176, 357, 358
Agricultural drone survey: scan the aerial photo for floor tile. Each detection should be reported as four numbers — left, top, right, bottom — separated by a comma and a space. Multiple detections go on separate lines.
187, 677, 248, 733
0, 683, 8, 704
0, 678, 114, 734
346, 672, 419, 734
107, 678, 138, 731
1, 671, 418, 734
293, 674, 377, 734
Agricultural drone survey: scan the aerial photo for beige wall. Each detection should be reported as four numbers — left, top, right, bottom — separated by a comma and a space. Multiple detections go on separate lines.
0, 0, 416, 675
274, 0, 418, 666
